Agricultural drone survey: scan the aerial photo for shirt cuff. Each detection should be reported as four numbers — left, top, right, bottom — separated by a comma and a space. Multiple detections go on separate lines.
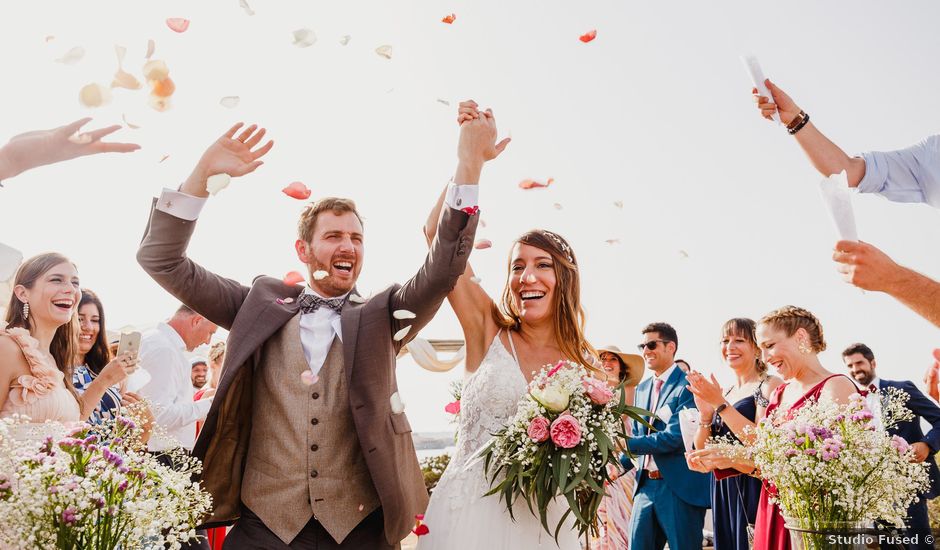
444, 183, 479, 212
195, 395, 213, 420
155, 188, 207, 221
853, 152, 881, 195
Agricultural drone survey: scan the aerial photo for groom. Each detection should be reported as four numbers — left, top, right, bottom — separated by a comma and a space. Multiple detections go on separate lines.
137, 120, 488, 548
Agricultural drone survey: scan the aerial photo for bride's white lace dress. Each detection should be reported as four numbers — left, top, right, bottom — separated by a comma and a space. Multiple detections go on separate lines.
417, 331, 580, 549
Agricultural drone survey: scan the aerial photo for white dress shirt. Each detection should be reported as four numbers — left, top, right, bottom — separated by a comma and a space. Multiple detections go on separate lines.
646, 363, 678, 472
300, 287, 347, 377
138, 322, 212, 451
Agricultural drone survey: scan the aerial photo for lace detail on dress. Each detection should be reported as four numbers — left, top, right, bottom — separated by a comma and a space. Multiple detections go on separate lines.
434, 331, 527, 511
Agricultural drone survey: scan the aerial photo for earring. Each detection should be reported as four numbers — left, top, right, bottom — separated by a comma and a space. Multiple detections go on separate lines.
22, 302, 29, 320
798, 340, 811, 354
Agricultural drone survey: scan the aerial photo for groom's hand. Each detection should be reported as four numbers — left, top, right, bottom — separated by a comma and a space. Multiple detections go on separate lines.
911, 442, 931, 463
181, 122, 275, 197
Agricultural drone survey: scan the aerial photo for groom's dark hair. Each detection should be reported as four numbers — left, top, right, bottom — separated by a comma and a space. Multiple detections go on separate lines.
642, 322, 678, 351
298, 197, 364, 243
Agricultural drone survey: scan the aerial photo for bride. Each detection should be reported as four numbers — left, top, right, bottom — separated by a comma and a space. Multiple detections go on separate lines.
417, 101, 590, 549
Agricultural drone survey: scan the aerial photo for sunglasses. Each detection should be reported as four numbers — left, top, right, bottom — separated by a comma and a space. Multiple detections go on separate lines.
637, 339, 671, 352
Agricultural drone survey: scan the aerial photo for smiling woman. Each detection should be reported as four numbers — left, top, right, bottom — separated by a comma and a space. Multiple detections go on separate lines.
0, 253, 138, 423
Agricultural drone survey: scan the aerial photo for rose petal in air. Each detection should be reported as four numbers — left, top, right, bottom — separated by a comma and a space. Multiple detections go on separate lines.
393, 310, 416, 320
145, 39, 156, 59
79, 83, 112, 108
122, 114, 141, 130
553, 203, 563, 210
166, 18, 190, 33
312, 270, 329, 281
413, 524, 429, 536
149, 96, 172, 112
613, 200, 623, 209
239, 0, 255, 16
292, 28, 317, 48
604, 238, 621, 245
678, 250, 689, 259
375, 45, 393, 59
112, 69, 142, 90
393, 326, 411, 342
283, 271, 305, 286
143, 59, 170, 81
579, 30, 597, 43
474, 239, 492, 250
300, 371, 319, 386
205, 174, 231, 196
55, 46, 85, 65
45, 35, 55, 43
339, 35, 351, 46
151, 77, 176, 98
220, 96, 240, 108
282, 181, 312, 200
441, 14, 456, 24
518, 177, 553, 190
358, 504, 364, 511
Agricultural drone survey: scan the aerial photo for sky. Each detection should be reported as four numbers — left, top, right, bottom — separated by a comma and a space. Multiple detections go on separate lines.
1, 0, 938, 433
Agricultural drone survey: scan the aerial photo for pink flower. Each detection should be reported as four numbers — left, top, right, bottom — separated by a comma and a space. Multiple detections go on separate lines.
550, 413, 582, 448
444, 400, 461, 415
582, 376, 614, 405
891, 435, 911, 455
547, 360, 567, 378
527, 416, 551, 442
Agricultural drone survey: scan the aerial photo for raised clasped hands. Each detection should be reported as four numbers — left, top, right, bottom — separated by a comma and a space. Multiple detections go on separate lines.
0, 117, 140, 179
456, 100, 511, 167
183, 122, 275, 197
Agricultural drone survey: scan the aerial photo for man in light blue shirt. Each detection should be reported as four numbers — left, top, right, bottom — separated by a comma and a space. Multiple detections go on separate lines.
753, 79, 940, 328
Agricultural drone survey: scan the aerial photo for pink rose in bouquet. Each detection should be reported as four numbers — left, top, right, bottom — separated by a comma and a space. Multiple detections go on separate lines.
550, 413, 582, 448
582, 376, 614, 405
527, 416, 550, 442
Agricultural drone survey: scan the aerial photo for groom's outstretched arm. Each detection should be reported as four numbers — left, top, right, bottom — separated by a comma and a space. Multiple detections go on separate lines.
137, 123, 275, 330
390, 102, 510, 352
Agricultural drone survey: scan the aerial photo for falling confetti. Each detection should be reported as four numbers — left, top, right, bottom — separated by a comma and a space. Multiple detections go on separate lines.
300, 371, 319, 386
159, 154, 170, 163
112, 45, 141, 90
239, 0, 255, 16
145, 39, 156, 59
474, 239, 492, 250
393, 310, 416, 320
292, 28, 317, 48
604, 238, 621, 245
149, 96, 171, 112
166, 18, 190, 33
219, 96, 240, 108
339, 35, 351, 46
613, 200, 623, 209
519, 177, 554, 190
205, 174, 231, 195
151, 77, 176, 97
553, 203, 563, 210
375, 45, 392, 59
143, 59, 169, 81
348, 294, 366, 304
122, 114, 140, 129
312, 270, 329, 281
579, 30, 597, 43
479, 219, 487, 228
282, 181, 312, 200
79, 83, 112, 108
678, 250, 689, 259
393, 326, 411, 342
55, 46, 85, 65
436, 98, 450, 106
390, 392, 405, 413
283, 271, 305, 286
44, 35, 55, 43
441, 13, 456, 24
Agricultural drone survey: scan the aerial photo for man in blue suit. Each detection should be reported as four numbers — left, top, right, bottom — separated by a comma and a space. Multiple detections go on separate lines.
622, 322, 711, 550
843, 343, 940, 550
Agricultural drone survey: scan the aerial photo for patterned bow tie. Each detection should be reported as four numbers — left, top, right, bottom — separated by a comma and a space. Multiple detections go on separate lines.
299, 293, 345, 314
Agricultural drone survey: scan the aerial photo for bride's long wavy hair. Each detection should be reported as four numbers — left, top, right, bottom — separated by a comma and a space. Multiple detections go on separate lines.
491, 230, 597, 370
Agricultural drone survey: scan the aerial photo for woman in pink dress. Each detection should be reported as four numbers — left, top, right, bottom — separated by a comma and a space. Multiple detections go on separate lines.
1, 253, 137, 423
686, 306, 859, 550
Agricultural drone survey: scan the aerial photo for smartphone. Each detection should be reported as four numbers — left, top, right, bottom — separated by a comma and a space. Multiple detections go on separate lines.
117, 331, 141, 357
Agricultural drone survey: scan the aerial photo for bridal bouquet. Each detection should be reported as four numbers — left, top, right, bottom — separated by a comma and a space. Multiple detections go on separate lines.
0, 414, 212, 550
710, 388, 929, 549
479, 360, 648, 540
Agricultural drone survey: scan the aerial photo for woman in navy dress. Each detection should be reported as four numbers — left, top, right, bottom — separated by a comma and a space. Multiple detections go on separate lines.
688, 318, 782, 549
